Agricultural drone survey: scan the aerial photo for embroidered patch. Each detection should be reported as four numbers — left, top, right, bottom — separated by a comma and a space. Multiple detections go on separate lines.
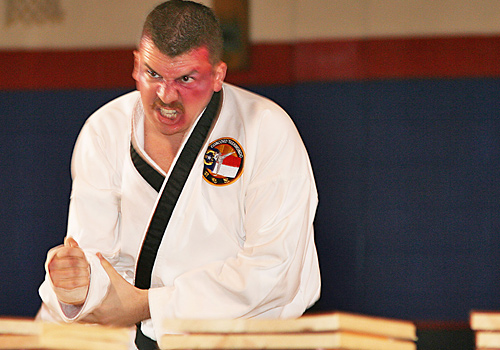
203, 137, 244, 186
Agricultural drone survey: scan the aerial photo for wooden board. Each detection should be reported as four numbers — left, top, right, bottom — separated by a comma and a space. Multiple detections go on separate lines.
160, 330, 416, 350
163, 311, 416, 340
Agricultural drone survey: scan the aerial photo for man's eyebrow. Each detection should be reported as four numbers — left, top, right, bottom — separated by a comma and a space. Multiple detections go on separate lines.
180, 69, 199, 76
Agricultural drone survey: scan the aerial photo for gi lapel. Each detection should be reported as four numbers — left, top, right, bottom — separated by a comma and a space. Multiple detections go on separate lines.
130, 143, 164, 193
132, 90, 221, 289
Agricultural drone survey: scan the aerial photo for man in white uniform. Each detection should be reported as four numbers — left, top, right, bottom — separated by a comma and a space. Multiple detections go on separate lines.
38, 1, 320, 349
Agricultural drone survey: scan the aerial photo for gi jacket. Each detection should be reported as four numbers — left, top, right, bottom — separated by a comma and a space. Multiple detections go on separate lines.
39, 83, 320, 341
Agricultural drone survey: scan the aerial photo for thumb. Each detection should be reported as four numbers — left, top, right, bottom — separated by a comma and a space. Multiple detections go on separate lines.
64, 236, 79, 248
97, 252, 115, 274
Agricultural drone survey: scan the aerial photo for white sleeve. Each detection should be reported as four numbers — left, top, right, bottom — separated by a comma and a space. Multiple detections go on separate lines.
38, 115, 123, 321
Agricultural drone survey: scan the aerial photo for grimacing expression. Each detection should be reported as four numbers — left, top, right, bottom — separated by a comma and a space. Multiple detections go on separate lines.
133, 36, 226, 138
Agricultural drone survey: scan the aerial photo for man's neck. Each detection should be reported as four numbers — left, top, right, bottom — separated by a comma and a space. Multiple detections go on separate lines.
144, 129, 185, 174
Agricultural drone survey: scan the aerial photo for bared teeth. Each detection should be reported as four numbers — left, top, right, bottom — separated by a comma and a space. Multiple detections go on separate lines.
160, 108, 177, 119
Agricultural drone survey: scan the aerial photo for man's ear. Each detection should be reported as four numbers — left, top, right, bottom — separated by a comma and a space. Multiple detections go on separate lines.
213, 61, 227, 92
132, 50, 140, 81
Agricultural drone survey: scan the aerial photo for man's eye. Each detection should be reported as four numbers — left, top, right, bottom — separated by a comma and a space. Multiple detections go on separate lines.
147, 69, 161, 79
180, 75, 194, 83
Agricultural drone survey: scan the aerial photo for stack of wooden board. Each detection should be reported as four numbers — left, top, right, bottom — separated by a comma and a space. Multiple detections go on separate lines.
159, 311, 417, 350
471, 311, 500, 349
0, 317, 132, 350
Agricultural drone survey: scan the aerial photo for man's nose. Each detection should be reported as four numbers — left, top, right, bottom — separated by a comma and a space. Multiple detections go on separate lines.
157, 81, 178, 104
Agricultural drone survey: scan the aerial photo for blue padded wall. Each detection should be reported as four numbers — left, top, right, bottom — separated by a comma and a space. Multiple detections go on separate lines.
252, 78, 500, 321
0, 89, 130, 316
1, 78, 499, 322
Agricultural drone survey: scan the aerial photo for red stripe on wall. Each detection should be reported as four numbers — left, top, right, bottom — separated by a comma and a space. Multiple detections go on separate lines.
293, 35, 500, 82
1, 49, 135, 90
2, 35, 500, 90
225, 43, 295, 86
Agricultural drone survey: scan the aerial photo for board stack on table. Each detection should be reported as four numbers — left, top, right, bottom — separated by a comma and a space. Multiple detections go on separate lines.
471, 311, 500, 349
160, 311, 417, 350
0, 317, 133, 350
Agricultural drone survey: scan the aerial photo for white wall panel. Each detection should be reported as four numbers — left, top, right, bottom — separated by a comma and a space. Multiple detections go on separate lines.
0, 0, 210, 49
365, 0, 500, 39
1, 0, 500, 49
249, 0, 296, 42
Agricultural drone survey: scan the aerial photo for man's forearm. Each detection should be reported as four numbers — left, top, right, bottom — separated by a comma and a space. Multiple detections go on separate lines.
79, 254, 150, 327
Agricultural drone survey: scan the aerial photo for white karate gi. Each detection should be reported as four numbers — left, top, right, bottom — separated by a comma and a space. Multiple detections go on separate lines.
39, 83, 320, 342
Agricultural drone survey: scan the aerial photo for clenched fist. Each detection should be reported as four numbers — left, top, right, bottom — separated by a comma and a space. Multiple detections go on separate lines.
47, 237, 90, 305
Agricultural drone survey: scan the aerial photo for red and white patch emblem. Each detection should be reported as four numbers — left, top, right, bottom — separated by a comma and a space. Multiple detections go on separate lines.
203, 138, 244, 186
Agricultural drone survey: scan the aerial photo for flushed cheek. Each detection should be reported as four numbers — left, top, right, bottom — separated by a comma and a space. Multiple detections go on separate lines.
182, 79, 215, 103
181, 90, 212, 115
136, 78, 155, 98
183, 88, 208, 102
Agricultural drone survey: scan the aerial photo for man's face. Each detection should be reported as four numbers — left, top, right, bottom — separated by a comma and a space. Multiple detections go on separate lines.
133, 37, 226, 138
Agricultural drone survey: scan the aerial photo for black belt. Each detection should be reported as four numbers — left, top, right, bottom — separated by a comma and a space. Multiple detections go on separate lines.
135, 324, 158, 350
